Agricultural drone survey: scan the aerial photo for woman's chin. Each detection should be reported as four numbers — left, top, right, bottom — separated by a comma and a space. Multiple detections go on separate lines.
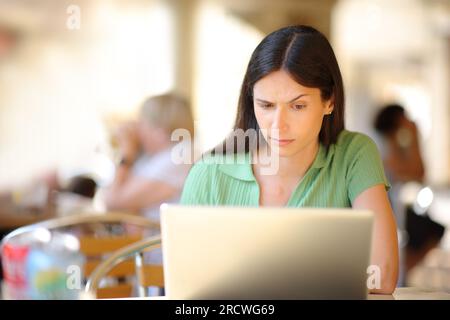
266, 144, 297, 158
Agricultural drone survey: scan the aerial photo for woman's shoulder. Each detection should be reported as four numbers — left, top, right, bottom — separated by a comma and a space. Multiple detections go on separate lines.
333, 130, 381, 163
187, 152, 231, 175
181, 152, 248, 204
190, 153, 220, 170
336, 129, 378, 151
187, 151, 251, 181
333, 130, 390, 201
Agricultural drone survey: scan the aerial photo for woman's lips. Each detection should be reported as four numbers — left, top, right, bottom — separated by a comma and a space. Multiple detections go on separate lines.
270, 137, 295, 146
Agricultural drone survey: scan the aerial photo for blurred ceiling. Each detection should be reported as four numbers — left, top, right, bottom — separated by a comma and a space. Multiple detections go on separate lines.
218, 0, 337, 37
0, 0, 449, 41
0, 0, 337, 38
0, 0, 98, 38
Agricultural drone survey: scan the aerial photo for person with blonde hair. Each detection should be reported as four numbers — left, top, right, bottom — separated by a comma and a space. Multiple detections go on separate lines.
104, 93, 194, 222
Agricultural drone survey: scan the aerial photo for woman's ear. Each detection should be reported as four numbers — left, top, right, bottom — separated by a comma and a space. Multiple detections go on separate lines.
328, 104, 334, 115
324, 99, 334, 115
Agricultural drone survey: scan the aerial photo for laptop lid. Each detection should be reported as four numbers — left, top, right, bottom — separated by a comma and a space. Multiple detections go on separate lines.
160, 205, 373, 299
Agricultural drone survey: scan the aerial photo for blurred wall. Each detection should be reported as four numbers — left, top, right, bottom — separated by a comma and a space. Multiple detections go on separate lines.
0, 0, 448, 190
332, 0, 450, 187
0, 0, 175, 188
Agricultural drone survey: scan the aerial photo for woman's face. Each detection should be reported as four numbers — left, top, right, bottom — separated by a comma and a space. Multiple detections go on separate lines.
253, 69, 333, 157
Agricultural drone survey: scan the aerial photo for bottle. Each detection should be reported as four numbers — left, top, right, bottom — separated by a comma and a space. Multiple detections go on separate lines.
25, 229, 85, 300
1, 232, 34, 299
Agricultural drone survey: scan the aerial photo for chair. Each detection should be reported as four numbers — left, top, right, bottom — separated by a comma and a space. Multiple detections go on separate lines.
1, 212, 160, 299
84, 235, 163, 299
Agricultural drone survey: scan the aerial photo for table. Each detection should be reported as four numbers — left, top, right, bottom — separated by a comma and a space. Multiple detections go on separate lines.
101, 287, 450, 300
0, 194, 56, 231
369, 287, 450, 299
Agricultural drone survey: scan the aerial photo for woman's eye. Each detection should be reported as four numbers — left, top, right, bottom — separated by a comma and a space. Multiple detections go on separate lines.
260, 103, 273, 109
293, 104, 306, 110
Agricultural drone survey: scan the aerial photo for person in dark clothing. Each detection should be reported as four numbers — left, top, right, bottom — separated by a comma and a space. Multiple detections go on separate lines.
374, 104, 445, 284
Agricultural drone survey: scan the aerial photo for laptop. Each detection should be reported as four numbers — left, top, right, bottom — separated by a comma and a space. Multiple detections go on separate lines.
160, 205, 374, 300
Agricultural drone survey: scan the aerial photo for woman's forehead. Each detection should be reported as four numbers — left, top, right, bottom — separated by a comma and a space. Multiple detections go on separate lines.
253, 70, 319, 100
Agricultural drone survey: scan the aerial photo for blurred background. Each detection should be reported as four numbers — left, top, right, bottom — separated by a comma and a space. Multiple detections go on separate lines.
0, 0, 449, 291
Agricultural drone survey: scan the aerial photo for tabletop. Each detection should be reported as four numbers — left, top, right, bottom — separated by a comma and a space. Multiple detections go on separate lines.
0, 194, 56, 231
369, 287, 450, 300
99, 287, 450, 300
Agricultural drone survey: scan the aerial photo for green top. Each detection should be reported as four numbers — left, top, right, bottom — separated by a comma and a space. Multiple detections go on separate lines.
180, 130, 390, 207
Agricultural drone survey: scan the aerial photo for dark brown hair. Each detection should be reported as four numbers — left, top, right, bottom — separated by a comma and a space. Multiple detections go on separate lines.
213, 25, 345, 154
373, 104, 405, 136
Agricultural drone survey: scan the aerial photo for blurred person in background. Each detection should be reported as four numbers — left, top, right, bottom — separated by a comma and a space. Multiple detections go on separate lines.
103, 93, 194, 295
374, 104, 445, 285
374, 104, 424, 185
103, 93, 194, 223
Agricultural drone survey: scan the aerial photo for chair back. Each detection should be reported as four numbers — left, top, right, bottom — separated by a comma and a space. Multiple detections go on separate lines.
1, 212, 160, 299
85, 236, 163, 299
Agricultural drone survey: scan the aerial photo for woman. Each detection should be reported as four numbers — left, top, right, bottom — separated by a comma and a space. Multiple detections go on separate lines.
180, 25, 398, 294
104, 93, 194, 222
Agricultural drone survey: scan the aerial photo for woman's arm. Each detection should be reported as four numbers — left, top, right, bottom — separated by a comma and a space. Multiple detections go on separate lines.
352, 184, 399, 294
104, 121, 179, 212
104, 166, 178, 213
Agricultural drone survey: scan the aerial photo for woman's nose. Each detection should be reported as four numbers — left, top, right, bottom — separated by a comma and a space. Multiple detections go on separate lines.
272, 107, 289, 131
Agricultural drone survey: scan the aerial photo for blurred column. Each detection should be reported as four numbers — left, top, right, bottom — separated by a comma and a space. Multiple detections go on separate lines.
167, 0, 198, 103
426, 30, 450, 187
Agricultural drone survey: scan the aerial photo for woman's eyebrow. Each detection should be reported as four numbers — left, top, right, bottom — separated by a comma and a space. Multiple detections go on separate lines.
288, 93, 309, 102
255, 94, 309, 104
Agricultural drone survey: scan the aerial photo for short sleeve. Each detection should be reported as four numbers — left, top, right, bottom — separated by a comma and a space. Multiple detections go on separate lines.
345, 134, 391, 204
179, 161, 213, 205
133, 151, 191, 189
